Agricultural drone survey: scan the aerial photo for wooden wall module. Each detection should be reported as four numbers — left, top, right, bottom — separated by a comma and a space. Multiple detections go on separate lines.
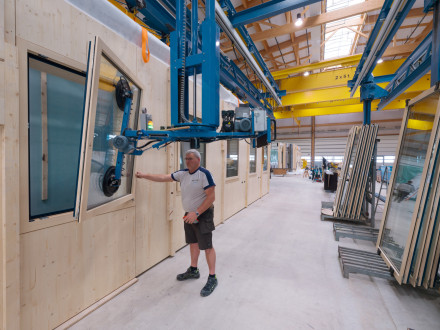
205, 141, 225, 226
0, 125, 4, 327
224, 140, 248, 219
134, 53, 172, 274
0, 61, 4, 126
0, 0, 272, 328
3, 42, 20, 330
247, 145, 261, 206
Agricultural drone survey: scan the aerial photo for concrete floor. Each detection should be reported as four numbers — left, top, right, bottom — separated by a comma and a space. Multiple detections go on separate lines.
71, 176, 440, 330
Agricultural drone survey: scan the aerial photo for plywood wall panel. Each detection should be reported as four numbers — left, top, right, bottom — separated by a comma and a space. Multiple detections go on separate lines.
0, 125, 4, 328
15, 0, 136, 73
3, 0, 14, 46
3, 42, 20, 330
0, 0, 5, 60
135, 147, 170, 274
223, 140, 247, 220
20, 208, 135, 330
205, 141, 224, 225
0, 61, 4, 126
134, 53, 172, 274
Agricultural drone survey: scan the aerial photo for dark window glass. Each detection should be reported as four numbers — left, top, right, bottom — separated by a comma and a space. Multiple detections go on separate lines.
227, 140, 239, 177
28, 55, 86, 219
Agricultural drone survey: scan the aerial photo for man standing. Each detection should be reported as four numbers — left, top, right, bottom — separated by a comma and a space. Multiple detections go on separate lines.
135, 149, 217, 297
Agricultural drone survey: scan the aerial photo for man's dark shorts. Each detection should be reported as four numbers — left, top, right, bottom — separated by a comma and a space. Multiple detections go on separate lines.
184, 206, 215, 250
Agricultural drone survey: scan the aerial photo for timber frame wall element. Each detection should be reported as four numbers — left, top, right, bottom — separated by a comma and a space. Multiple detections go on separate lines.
0, 1, 271, 329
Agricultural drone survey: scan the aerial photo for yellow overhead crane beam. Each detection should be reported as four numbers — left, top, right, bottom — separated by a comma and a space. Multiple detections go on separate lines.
279, 59, 405, 93
274, 91, 422, 118
281, 76, 429, 106
272, 54, 362, 80
276, 75, 430, 116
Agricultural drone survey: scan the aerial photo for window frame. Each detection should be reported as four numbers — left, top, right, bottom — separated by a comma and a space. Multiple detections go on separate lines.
74, 36, 144, 223
249, 145, 256, 174
18, 38, 87, 234
377, 86, 440, 284
226, 139, 239, 178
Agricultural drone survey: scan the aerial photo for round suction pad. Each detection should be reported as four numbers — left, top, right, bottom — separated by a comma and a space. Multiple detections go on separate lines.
102, 166, 121, 197
115, 77, 131, 111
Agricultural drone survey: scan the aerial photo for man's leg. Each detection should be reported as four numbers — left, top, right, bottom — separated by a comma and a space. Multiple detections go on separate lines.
190, 243, 200, 267
205, 247, 216, 275
200, 247, 217, 297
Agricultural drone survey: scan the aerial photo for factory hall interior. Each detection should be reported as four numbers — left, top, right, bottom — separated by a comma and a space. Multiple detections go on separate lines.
3, 0, 440, 329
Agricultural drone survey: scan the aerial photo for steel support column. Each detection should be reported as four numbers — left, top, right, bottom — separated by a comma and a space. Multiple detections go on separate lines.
363, 100, 371, 125
311, 116, 315, 167
432, 0, 440, 85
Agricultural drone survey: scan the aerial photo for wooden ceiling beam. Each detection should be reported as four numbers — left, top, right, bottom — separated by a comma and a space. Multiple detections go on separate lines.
365, 7, 428, 24
350, 14, 367, 55
249, 0, 384, 42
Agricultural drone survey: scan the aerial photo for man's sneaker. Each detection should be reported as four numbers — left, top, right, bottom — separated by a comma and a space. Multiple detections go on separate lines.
176, 267, 200, 281
200, 276, 218, 297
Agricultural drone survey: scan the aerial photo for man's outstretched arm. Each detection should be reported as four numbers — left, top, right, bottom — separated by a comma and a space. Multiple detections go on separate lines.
135, 172, 174, 182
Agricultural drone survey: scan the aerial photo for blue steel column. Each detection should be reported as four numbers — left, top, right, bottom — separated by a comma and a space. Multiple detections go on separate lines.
432, 0, 440, 85
201, 0, 220, 128
363, 100, 371, 125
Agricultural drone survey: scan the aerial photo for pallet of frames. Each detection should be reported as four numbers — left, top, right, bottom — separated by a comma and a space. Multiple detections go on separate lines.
377, 86, 440, 289
332, 124, 379, 221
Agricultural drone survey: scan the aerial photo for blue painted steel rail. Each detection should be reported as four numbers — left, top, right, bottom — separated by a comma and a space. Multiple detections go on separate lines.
219, 0, 281, 98
377, 32, 432, 110
349, 0, 417, 96
124, 0, 277, 113
220, 53, 274, 117
229, 0, 321, 27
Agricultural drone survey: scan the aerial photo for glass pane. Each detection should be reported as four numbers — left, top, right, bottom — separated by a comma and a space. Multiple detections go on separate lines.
409, 104, 440, 278
270, 144, 278, 168
226, 140, 239, 177
87, 55, 140, 209
249, 146, 256, 173
28, 55, 86, 219
263, 146, 268, 171
180, 142, 206, 169
380, 93, 439, 272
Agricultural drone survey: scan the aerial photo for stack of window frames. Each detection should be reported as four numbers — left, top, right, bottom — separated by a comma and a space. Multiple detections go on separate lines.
377, 86, 440, 288
333, 124, 379, 220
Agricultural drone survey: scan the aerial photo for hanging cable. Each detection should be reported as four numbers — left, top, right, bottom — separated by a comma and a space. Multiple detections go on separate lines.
392, 11, 428, 60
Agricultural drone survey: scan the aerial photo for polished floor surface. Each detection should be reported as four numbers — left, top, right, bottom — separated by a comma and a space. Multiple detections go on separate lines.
71, 175, 440, 330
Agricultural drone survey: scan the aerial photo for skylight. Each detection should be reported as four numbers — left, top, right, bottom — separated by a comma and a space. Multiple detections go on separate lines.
324, 0, 365, 60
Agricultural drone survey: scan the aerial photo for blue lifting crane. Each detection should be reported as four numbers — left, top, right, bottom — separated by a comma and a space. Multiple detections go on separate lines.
107, 0, 282, 193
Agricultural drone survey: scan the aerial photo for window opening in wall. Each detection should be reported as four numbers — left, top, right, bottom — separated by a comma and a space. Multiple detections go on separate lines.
263, 146, 268, 171
226, 140, 239, 177
180, 142, 206, 169
270, 144, 278, 168
28, 54, 86, 220
249, 145, 256, 173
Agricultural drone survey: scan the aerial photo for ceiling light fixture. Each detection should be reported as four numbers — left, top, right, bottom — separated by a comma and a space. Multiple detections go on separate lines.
377, 58, 383, 64
303, 71, 309, 77
295, 13, 303, 27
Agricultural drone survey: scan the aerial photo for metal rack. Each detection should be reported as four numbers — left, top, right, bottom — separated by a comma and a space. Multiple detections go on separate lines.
338, 246, 394, 280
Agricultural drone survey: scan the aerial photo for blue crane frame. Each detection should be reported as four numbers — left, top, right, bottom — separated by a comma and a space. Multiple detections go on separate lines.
111, 0, 280, 182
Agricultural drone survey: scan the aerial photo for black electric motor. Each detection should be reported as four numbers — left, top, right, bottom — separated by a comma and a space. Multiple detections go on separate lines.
221, 110, 235, 132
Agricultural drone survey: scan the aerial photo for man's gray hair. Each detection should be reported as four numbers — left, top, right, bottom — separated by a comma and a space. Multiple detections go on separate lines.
185, 149, 201, 160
